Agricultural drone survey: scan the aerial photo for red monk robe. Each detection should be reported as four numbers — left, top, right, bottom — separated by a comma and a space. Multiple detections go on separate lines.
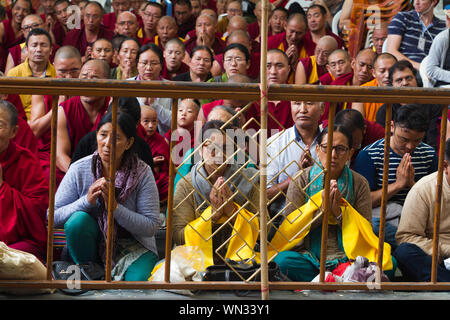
319, 71, 354, 124
61, 95, 111, 156
302, 29, 345, 57
5, 94, 37, 154
246, 101, 293, 137
267, 32, 309, 60
63, 25, 114, 57
298, 55, 328, 85
102, 12, 117, 30
37, 95, 65, 187
143, 130, 169, 202
0, 19, 24, 72
184, 35, 226, 56
0, 142, 49, 263
160, 60, 190, 80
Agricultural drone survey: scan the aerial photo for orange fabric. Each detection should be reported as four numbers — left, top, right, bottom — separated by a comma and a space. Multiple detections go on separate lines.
361, 78, 383, 122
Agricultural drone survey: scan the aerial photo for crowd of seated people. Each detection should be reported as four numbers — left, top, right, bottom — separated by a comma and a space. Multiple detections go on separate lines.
0, 0, 449, 285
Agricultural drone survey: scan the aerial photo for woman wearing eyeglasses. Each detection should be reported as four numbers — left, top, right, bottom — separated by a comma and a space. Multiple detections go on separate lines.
272, 124, 396, 281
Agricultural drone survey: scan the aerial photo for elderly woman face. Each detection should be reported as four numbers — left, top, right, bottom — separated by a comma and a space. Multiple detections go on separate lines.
316, 131, 353, 179
137, 49, 162, 80
96, 121, 134, 167
118, 39, 139, 70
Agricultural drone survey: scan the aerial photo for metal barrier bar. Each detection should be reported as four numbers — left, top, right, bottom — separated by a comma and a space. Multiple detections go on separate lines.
376, 103, 392, 280
164, 98, 178, 283
45, 95, 59, 281
259, 0, 269, 301
0, 78, 449, 103
319, 102, 337, 282
431, 106, 449, 283
105, 97, 119, 282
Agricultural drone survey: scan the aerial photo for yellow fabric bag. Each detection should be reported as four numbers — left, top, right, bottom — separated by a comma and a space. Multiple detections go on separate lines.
267, 191, 393, 271
184, 204, 260, 268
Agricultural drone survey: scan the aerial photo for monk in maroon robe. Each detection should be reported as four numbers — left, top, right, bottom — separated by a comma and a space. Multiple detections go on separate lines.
56, 59, 111, 174
0, 0, 32, 71
0, 100, 48, 263
63, 1, 114, 58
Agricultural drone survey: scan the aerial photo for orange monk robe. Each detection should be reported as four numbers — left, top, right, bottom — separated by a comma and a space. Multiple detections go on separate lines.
360, 78, 383, 122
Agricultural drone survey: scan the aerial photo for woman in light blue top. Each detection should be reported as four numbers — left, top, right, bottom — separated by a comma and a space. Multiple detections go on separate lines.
54, 111, 162, 281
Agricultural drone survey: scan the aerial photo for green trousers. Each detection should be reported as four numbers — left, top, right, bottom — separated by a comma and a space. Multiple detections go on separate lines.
64, 211, 158, 281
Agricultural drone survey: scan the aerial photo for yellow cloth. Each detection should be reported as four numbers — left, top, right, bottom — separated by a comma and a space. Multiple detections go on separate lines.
266, 191, 393, 270
149, 203, 260, 280
307, 55, 319, 84
7, 58, 56, 120
185, 204, 260, 268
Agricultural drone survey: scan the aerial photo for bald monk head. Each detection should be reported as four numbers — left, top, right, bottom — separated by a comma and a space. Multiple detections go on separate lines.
21, 14, 44, 39
326, 49, 352, 79
54, 45, 82, 79
314, 35, 338, 66
351, 48, 377, 85
285, 13, 307, 46
157, 16, 178, 46
226, 15, 248, 35
227, 29, 252, 53
371, 24, 388, 55
115, 11, 139, 38
79, 59, 110, 104
83, 1, 104, 33
372, 52, 397, 87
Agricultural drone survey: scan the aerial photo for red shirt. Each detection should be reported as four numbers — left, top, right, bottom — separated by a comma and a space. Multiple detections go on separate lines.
63, 25, 114, 56
143, 131, 170, 201
0, 142, 49, 263
61, 95, 111, 155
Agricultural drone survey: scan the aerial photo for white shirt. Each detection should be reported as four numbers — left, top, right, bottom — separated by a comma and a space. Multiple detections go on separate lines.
266, 126, 321, 188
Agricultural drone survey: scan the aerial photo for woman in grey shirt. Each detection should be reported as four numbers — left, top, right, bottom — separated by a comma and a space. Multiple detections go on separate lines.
54, 111, 162, 281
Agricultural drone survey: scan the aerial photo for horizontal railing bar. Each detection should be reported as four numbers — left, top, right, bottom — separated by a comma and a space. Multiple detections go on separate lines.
1, 280, 450, 291
0, 78, 448, 103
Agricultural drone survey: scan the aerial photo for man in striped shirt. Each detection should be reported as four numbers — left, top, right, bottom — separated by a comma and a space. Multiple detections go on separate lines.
354, 104, 438, 249
386, 0, 446, 70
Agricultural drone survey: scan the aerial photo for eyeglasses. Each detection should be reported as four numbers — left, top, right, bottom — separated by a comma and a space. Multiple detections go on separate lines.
319, 144, 349, 156
138, 61, 161, 68
22, 23, 40, 31
224, 56, 245, 63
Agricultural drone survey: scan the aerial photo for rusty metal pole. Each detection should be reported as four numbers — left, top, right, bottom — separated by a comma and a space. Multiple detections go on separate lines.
105, 97, 119, 282
46, 96, 59, 280
376, 103, 392, 283
164, 98, 179, 282
259, 0, 270, 301
431, 105, 449, 283
319, 102, 336, 283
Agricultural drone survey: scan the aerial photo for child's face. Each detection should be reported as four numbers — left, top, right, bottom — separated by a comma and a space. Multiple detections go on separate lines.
177, 100, 198, 130
141, 107, 158, 137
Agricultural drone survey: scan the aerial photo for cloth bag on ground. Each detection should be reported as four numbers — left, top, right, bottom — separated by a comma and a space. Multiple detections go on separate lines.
0, 241, 53, 295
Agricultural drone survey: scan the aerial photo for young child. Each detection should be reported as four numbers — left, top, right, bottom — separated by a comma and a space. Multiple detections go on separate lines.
140, 104, 170, 203
164, 98, 200, 164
